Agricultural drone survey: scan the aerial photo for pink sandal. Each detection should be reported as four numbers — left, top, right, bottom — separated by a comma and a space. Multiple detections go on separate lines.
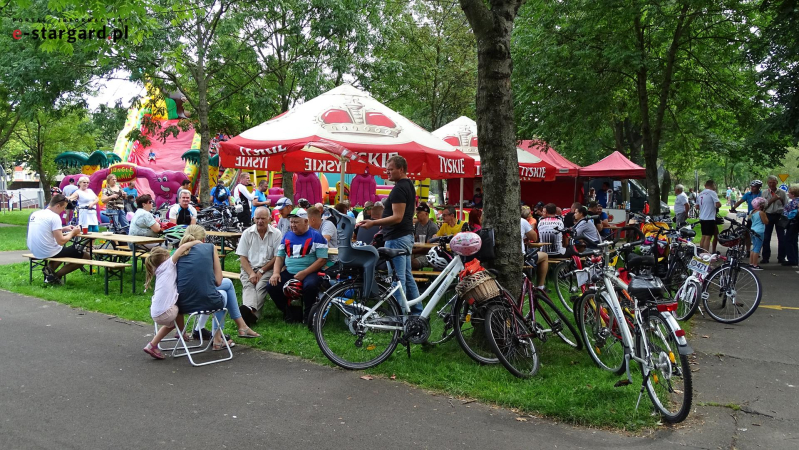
143, 342, 165, 360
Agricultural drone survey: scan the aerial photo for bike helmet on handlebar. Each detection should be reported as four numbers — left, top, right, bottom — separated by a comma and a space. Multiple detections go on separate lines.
426, 246, 453, 270
450, 231, 482, 256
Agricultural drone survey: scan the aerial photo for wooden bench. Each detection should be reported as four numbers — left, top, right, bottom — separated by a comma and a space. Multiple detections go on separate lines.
221, 270, 240, 281
92, 248, 151, 260
411, 270, 442, 277
23, 253, 130, 294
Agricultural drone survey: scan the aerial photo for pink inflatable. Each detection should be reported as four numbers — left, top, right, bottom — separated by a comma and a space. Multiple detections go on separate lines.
349, 173, 379, 206
293, 172, 323, 204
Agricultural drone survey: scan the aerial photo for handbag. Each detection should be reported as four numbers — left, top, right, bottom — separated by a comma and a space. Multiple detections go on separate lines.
472, 228, 495, 261
777, 215, 791, 229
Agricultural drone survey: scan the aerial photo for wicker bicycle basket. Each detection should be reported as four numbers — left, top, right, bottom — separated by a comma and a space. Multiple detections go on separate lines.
456, 271, 501, 304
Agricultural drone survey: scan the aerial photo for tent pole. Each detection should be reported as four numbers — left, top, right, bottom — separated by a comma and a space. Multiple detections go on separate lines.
340, 157, 347, 202
459, 177, 464, 219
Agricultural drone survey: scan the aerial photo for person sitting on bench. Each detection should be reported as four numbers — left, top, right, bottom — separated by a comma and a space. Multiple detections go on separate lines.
26, 194, 90, 285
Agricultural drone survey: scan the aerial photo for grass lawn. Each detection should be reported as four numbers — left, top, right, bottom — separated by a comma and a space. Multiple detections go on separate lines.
0, 209, 34, 251
0, 255, 663, 430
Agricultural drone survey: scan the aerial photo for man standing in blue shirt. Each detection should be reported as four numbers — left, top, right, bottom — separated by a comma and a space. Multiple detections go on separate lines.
251, 180, 270, 218
267, 208, 328, 323
731, 180, 763, 213
210, 180, 231, 206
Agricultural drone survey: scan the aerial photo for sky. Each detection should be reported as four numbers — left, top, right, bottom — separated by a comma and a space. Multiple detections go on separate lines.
85, 76, 143, 111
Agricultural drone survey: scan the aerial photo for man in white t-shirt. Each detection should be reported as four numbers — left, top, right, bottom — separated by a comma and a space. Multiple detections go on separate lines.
698, 180, 721, 252
26, 194, 90, 285
520, 217, 549, 290
232, 173, 254, 227
673, 184, 689, 226
537, 203, 566, 256
237, 207, 282, 326
167, 191, 197, 225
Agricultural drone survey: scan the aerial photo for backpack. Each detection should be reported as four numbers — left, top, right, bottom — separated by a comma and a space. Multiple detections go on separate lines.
215, 187, 229, 202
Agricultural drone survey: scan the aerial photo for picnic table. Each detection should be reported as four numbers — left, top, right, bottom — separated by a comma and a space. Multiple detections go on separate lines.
206, 230, 242, 270
327, 242, 442, 256
78, 232, 164, 293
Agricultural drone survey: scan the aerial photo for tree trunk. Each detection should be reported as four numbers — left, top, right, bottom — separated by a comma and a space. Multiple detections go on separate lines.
661, 169, 671, 203
460, 0, 524, 296
281, 168, 293, 201
197, 81, 211, 207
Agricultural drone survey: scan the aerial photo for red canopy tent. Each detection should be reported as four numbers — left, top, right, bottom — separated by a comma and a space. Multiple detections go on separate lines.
518, 140, 581, 178
578, 151, 645, 178
219, 84, 475, 181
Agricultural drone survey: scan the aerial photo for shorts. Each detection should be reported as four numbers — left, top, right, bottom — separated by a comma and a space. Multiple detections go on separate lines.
414, 255, 429, 268
751, 232, 765, 254
153, 304, 179, 326
675, 213, 687, 225
53, 245, 83, 259
700, 220, 718, 236
524, 250, 539, 266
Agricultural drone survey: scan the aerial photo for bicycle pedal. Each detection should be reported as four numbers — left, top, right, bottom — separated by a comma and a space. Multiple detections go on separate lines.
614, 379, 632, 388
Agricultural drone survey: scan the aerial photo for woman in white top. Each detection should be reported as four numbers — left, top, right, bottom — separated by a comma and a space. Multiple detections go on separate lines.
233, 173, 254, 227
69, 176, 100, 232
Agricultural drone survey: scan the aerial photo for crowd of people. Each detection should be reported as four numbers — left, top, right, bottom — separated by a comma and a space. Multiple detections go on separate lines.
676, 176, 799, 270
29, 158, 799, 362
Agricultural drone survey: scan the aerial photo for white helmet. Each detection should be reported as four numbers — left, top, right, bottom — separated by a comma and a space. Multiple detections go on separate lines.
426, 247, 452, 270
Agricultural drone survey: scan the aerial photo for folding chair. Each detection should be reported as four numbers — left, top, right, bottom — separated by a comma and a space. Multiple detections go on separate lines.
169, 308, 233, 366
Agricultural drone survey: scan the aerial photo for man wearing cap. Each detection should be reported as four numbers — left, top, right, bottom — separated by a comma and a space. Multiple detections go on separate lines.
237, 206, 282, 326
356, 201, 374, 224
411, 202, 439, 269
275, 197, 294, 236
267, 208, 328, 323
358, 155, 422, 314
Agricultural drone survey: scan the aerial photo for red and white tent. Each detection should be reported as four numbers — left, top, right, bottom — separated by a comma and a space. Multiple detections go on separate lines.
518, 140, 581, 178
579, 151, 645, 179
432, 117, 556, 182
219, 84, 475, 179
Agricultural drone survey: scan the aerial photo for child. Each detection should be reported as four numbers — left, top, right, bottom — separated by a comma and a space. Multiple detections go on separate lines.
142, 242, 199, 359
748, 197, 768, 270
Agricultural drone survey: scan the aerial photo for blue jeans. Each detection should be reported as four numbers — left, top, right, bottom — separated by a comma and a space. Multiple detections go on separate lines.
111, 208, 129, 228
763, 213, 786, 262
385, 235, 422, 314
212, 278, 242, 333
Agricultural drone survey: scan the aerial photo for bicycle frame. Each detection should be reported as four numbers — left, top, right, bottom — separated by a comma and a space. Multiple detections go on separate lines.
356, 253, 465, 332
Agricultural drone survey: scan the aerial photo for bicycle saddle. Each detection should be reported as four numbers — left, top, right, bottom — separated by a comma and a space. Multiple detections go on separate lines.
378, 247, 409, 259
333, 210, 380, 296
679, 228, 696, 239
626, 254, 656, 271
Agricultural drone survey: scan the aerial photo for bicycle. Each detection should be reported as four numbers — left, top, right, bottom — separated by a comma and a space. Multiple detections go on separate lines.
573, 236, 693, 423
672, 237, 725, 321
553, 221, 642, 313
313, 210, 497, 370
482, 249, 583, 378
693, 213, 762, 323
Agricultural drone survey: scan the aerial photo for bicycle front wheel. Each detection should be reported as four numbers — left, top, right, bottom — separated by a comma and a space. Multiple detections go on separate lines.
553, 260, 579, 313
452, 296, 499, 365
674, 280, 701, 321
313, 281, 401, 370
575, 291, 627, 374
639, 312, 693, 423
703, 265, 762, 323
484, 304, 540, 378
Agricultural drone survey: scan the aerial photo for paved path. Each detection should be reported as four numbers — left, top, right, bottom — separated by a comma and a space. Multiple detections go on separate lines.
0, 229, 796, 448
0, 250, 30, 265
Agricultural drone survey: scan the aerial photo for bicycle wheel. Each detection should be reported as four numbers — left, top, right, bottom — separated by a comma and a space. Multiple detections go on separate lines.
674, 279, 701, 321
452, 296, 499, 365
553, 260, 579, 313
484, 304, 540, 378
313, 281, 401, 370
703, 265, 762, 323
427, 286, 459, 345
530, 292, 582, 350
575, 291, 627, 374
638, 312, 692, 423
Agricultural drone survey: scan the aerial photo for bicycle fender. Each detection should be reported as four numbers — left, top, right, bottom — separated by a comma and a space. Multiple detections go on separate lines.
660, 311, 693, 353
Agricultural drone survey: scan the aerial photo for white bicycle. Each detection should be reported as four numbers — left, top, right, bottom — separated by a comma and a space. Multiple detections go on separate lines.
312, 210, 497, 370
574, 237, 694, 423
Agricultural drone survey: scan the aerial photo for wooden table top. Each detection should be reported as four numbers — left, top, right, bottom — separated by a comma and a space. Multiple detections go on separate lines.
81, 232, 164, 245
526, 242, 547, 247
205, 230, 243, 238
